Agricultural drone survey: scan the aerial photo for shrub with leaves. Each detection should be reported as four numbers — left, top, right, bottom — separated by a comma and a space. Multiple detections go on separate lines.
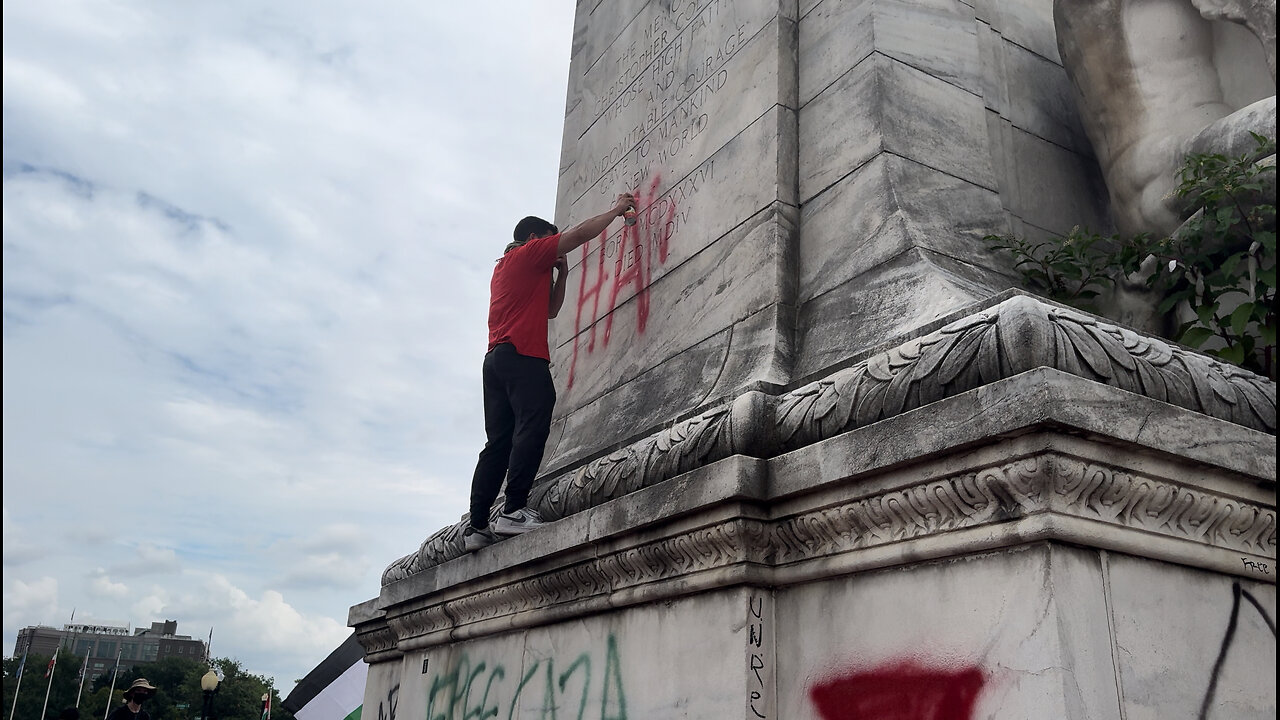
1153, 133, 1276, 370
989, 133, 1276, 378
988, 227, 1154, 310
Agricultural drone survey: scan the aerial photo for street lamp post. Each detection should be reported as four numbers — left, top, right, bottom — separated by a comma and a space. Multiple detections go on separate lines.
199, 668, 220, 720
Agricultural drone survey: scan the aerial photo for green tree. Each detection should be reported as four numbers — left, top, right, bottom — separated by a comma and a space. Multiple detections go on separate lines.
108, 656, 207, 720
3, 647, 91, 720
989, 134, 1276, 378
6, 653, 294, 720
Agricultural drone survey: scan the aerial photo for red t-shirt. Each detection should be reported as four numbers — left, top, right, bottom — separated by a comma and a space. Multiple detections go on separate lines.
487, 233, 560, 360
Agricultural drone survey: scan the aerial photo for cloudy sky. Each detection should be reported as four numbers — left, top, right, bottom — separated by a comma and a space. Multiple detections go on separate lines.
3, 0, 577, 694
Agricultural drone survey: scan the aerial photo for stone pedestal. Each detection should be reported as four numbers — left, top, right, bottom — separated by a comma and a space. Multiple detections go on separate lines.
353, 0, 1276, 716
357, 295, 1276, 719
542, 0, 1110, 478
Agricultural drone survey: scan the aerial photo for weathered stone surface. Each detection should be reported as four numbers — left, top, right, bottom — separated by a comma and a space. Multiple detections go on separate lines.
358, 363, 1275, 716
783, 295, 1278, 446
386, 341, 1275, 586
545, 1, 800, 477
560, 0, 791, 211
978, 27, 1090, 153
1106, 555, 1277, 719
973, 0, 1062, 63
799, 53, 997, 202
550, 114, 796, 411
367, 587, 767, 720
794, 249, 1008, 378
546, 330, 731, 474
540, 0, 1118, 481
545, 290, 796, 479
371, 415, 1274, 644
366, 544, 1276, 718
797, 153, 1007, 304
775, 545, 1123, 719
544, 199, 797, 474
800, 0, 984, 104
984, 115, 1114, 236
386, 294, 1276, 581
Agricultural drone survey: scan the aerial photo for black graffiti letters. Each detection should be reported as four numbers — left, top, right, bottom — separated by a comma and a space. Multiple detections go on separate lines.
1241, 558, 1271, 574
377, 684, 399, 720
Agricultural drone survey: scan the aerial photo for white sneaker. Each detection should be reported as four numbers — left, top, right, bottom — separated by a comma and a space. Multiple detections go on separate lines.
493, 507, 546, 536
462, 524, 498, 552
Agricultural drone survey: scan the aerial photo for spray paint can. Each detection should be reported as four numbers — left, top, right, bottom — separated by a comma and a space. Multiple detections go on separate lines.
623, 206, 637, 226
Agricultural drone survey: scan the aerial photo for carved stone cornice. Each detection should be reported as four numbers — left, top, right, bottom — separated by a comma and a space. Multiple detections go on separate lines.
383, 398, 761, 583
1053, 456, 1275, 553
777, 294, 1275, 451
384, 519, 761, 647
765, 457, 1049, 563
763, 455, 1274, 565
353, 623, 398, 661
369, 449, 1274, 655
382, 293, 1276, 584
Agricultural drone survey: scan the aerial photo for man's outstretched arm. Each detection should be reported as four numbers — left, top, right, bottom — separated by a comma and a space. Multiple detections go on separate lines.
556, 193, 635, 257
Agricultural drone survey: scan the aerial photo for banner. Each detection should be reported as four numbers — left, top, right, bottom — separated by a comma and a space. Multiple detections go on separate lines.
295, 660, 366, 720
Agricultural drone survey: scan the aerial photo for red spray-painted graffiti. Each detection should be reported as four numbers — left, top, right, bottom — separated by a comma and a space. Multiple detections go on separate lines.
809, 662, 986, 720
568, 174, 676, 389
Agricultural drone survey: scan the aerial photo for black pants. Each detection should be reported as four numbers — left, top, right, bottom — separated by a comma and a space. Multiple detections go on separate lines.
468, 343, 556, 529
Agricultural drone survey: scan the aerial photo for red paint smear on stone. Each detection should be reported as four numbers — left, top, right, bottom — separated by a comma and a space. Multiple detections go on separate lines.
809, 662, 986, 720
567, 173, 675, 390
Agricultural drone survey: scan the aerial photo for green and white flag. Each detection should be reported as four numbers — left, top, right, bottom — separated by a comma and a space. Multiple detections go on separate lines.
287, 633, 367, 720
295, 659, 366, 720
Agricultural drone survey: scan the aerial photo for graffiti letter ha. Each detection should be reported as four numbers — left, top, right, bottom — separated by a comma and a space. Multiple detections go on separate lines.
568, 174, 676, 390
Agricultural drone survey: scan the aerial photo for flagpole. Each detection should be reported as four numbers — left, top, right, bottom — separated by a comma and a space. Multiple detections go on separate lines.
7, 648, 27, 720
39, 653, 58, 720
75, 644, 92, 708
39, 607, 74, 720
102, 649, 122, 720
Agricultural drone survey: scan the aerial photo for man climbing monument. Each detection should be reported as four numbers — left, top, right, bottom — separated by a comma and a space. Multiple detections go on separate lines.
464, 191, 637, 552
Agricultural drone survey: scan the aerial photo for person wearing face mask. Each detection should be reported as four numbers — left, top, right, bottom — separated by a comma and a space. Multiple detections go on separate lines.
107, 678, 157, 720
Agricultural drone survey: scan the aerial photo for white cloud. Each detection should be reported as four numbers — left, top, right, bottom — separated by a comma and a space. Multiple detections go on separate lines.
107, 543, 183, 579
1, 57, 88, 115
132, 573, 350, 680
3, 577, 59, 629
270, 524, 373, 590
130, 594, 169, 624
3, 0, 577, 692
88, 570, 130, 600
2, 508, 45, 566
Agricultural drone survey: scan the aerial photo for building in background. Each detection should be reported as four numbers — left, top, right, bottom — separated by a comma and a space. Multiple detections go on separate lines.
14, 620, 207, 683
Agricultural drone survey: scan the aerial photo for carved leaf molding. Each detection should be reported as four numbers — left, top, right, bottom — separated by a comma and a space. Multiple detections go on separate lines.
777, 295, 1276, 450
381, 405, 737, 584
384, 295, 1276, 585
531, 405, 733, 520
